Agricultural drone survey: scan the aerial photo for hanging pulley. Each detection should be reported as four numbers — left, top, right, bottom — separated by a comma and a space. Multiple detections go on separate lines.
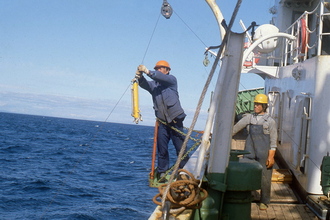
161, 0, 173, 19
203, 53, 210, 67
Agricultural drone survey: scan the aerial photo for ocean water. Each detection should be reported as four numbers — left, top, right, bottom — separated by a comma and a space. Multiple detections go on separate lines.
0, 112, 164, 220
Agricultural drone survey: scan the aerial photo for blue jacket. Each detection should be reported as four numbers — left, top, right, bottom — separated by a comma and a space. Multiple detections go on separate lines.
138, 70, 186, 123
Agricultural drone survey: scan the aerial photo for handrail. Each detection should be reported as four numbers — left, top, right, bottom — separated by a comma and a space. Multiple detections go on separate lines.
254, 0, 330, 67
281, 0, 329, 63
242, 33, 296, 67
240, 0, 330, 70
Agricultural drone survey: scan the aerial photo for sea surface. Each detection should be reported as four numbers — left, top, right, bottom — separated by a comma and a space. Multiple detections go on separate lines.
0, 112, 171, 220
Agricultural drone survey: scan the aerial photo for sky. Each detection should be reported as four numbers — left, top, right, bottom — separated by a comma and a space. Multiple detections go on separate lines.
0, 0, 274, 130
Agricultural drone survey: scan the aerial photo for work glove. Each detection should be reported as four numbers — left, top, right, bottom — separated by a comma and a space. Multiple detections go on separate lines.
138, 65, 149, 75
135, 70, 142, 79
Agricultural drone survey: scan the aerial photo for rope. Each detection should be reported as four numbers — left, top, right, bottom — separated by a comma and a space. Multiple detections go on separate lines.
173, 10, 208, 47
153, 169, 208, 212
141, 13, 161, 64
159, 0, 243, 210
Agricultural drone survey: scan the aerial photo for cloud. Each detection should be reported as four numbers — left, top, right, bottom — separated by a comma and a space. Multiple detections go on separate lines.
0, 91, 135, 124
0, 91, 207, 130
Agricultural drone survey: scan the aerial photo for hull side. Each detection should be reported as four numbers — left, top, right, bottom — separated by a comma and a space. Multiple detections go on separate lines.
265, 55, 330, 194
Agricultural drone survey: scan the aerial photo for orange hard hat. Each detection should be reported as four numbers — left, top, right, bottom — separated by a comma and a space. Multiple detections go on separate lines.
154, 60, 171, 70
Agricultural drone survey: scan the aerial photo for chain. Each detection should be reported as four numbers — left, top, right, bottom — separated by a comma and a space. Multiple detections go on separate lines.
156, 118, 202, 142
155, 118, 202, 183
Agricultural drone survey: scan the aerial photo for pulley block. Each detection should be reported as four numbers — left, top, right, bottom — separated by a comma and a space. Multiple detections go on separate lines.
161, 0, 173, 19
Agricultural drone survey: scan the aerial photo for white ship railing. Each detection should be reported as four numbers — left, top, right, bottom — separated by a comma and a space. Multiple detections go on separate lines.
280, 0, 330, 66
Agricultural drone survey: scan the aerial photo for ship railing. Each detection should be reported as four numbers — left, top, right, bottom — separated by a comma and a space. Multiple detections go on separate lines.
279, 1, 330, 67
243, 1, 330, 70
318, 11, 330, 55
282, 3, 318, 65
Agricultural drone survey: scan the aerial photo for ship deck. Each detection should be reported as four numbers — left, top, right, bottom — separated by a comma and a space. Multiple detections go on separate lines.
149, 169, 319, 220
250, 178, 318, 219
232, 138, 319, 220
251, 202, 317, 220
149, 140, 320, 219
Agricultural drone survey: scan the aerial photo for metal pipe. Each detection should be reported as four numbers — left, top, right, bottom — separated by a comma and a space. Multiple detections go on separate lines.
205, 0, 226, 41
242, 33, 296, 67
150, 120, 159, 180
317, 2, 324, 56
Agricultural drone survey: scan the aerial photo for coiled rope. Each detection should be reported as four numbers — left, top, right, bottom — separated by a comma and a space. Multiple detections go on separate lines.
153, 169, 208, 214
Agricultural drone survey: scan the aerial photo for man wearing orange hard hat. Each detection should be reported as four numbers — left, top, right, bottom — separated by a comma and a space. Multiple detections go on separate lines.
232, 94, 277, 210
136, 60, 188, 182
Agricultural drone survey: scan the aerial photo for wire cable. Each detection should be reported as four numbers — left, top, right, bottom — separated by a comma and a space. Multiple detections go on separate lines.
173, 10, 208, 47
141, 13, 161, 64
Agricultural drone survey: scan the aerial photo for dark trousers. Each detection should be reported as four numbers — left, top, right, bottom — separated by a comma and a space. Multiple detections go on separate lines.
157, 119, 189, 173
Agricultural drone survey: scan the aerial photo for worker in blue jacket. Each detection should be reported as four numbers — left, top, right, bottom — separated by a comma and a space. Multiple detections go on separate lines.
136, 60, 188, 182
